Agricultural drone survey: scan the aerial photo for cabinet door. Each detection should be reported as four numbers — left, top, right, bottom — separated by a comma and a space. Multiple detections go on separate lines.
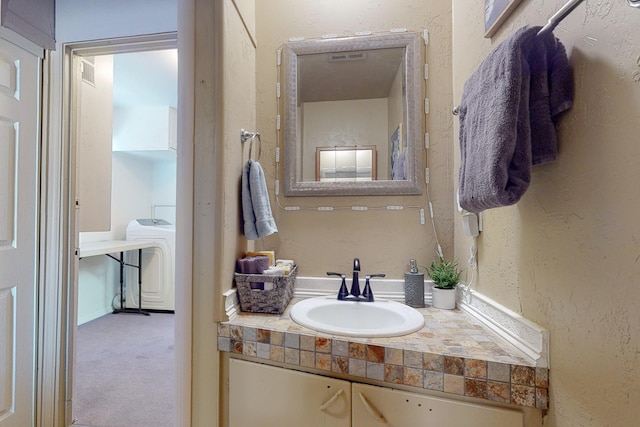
353, 383, 431, 427
229, 359, 351, 427
353, 383, 523, 427
112, 106, 176, 152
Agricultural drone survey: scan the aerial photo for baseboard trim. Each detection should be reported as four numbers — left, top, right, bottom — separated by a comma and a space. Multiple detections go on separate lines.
223, 288, 240, 318
457, 289, 549, 368
77, 307, 113, 326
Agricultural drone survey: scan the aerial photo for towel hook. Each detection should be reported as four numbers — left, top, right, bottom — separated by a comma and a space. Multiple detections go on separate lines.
241, 128, 261, 161
240, 128, 257, 143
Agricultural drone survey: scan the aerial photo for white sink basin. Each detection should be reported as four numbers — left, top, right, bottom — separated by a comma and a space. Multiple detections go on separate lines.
290, 296, 425, 338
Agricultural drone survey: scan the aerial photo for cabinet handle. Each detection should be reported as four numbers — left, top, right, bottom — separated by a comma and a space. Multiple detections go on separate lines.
359, 392, 387, 424
319, 388, 344, 412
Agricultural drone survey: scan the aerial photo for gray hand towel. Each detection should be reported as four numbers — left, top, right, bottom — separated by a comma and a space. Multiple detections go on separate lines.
458, 26, 573, 213
242, 160, 278, 240
241, 160, 258, 240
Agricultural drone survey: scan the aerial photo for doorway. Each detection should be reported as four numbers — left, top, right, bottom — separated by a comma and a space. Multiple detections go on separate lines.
66, 34, 178, 427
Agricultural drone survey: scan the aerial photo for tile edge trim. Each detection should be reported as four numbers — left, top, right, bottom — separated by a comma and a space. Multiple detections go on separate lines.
458, 290, 549, 368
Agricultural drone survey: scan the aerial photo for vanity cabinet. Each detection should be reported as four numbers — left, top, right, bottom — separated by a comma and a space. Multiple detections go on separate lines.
229, 359, 351, 426
228, 359, 524, 427
352, 383, 523, 426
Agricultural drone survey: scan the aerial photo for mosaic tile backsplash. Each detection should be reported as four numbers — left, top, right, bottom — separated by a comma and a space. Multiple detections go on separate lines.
217, 298, 549, 410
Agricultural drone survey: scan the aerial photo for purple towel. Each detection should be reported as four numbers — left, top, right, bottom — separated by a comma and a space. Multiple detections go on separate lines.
458, 26, 573, 213
253, 255, 271, 273
528, 30, 574, 164
238, 257, 257, 274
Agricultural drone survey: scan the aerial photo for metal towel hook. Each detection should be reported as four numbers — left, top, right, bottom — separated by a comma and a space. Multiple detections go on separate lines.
241, 129, 261, 161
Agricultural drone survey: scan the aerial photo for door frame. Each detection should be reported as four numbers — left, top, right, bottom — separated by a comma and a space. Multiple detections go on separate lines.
38, 32, 190, 427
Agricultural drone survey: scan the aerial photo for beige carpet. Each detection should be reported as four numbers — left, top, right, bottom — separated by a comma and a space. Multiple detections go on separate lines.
73, 312, 175, 427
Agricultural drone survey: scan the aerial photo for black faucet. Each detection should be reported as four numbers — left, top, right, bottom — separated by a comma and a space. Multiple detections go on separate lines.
351, 258, 361, 298
327, 258, 385, 302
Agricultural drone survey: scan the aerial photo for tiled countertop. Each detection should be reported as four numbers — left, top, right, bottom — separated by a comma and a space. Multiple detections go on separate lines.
217, 298, 549, 410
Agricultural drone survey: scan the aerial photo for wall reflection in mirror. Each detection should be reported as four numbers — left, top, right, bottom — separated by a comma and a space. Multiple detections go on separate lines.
316, 145, 377, 182
282, 32, 423, 196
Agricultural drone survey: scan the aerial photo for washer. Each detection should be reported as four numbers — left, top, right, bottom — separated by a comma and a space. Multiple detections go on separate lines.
125, 219, 175, 311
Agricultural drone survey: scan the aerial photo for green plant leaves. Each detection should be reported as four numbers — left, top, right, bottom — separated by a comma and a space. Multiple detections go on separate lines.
425, 258, 461, 289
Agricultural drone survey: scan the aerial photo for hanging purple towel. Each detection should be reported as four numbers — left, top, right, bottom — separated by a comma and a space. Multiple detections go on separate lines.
458, 26, 573, 213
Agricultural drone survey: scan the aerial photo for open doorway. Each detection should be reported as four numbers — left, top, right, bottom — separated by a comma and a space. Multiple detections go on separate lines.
68, 36, 178, 427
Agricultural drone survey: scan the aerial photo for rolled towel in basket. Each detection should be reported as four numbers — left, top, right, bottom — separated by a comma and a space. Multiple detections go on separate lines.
247, 250, 275, 266
237, 257, 254, 273
254, 255, 271, 273
263, 267, 286, 276
276, 259, 295, 268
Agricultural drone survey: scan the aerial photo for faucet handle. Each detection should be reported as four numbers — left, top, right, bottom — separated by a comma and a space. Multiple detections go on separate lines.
328, 272, 349, 300
362, 276, 373, 302
362, 274, 385, 302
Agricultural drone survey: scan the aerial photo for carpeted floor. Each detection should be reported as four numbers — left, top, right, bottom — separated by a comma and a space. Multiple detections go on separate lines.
73, 312, 175, 427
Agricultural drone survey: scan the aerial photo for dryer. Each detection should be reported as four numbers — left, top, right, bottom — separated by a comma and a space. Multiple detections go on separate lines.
125, 219, 175, 311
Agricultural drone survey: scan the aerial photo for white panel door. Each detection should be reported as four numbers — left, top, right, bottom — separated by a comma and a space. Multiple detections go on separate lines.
229, 359, 351, 427
353, 383, 524, 427
0, 36, 40, 427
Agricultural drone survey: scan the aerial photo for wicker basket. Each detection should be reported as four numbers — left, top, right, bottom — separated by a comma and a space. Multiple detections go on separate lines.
234, 265, 297, 314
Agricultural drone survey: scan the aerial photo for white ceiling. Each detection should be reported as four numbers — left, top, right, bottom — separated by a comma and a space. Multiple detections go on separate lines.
298, 47, 404, 103
112, 48, 178, 109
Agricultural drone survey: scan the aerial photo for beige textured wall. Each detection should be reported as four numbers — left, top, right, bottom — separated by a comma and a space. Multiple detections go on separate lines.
255, 0, 453, 279
189, 0, 255, 423
222, 0, 257, 287
452, 1, 640, 425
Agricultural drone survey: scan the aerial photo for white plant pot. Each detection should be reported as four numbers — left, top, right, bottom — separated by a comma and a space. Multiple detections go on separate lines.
432, 286, 457, 309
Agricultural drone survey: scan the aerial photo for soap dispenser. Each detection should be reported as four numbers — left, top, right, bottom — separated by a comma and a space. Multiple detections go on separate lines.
405, 259, 425, 308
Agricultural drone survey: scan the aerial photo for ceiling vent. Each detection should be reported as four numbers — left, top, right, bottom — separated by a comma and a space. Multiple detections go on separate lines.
330, 52, 367, 62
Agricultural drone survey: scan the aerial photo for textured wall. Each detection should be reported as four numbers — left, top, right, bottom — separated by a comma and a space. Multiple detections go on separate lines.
188, 1, 256, 424
255, 0, 453, 279
452, 1, 640, 425
221, 0, 257, 292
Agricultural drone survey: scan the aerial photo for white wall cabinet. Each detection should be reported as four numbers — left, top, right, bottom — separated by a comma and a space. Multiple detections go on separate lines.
229, 359, 351, 427
112, 106, 177, 154
229, 359, 525, 427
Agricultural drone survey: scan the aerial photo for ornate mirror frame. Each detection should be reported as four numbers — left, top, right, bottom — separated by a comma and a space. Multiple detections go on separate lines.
282, 32, 423, 196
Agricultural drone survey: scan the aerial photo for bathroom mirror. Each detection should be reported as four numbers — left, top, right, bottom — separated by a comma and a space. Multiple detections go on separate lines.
282, 32, 423, 196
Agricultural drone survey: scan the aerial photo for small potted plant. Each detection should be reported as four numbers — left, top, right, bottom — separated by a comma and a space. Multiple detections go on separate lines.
425, 257, 461, 309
